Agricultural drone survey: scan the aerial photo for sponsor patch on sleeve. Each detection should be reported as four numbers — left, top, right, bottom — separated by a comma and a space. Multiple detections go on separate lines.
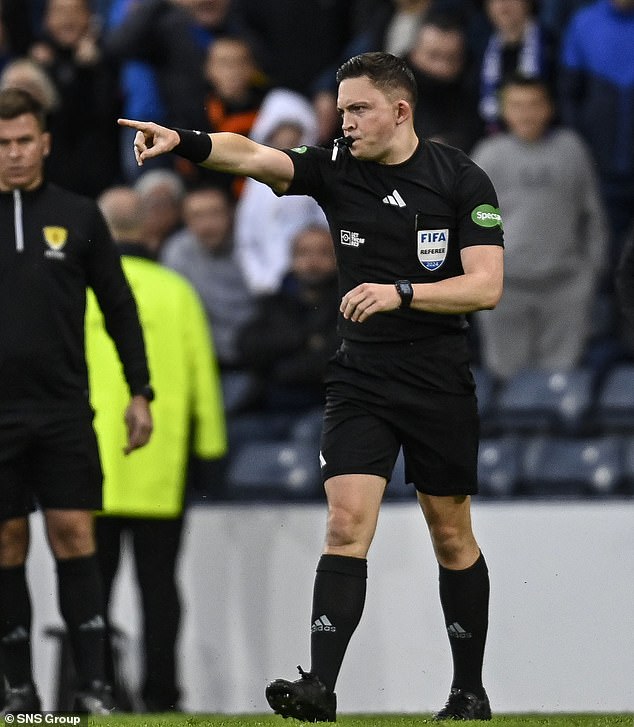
471, 204, 503, 229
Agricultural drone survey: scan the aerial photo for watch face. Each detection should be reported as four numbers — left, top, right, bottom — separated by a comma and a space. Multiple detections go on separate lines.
396, 280, 413, 307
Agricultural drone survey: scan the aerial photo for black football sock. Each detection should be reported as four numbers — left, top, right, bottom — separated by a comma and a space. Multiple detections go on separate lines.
438, 552, 489, 698
0, 564, 34, 687
56, 554, 107, 687
309, 554, 367, 693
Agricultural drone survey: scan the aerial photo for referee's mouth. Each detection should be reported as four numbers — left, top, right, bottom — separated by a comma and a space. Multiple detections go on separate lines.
337, 135, 356, 149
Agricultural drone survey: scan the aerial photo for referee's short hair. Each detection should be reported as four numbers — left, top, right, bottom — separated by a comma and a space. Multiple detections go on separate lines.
336, 52, 417, 110
0, 87, 47, 130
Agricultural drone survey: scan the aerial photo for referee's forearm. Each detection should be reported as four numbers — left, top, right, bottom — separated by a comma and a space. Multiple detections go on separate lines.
198, 132, 254, 173
411, 275, 502, 314
198, 132, 294, 192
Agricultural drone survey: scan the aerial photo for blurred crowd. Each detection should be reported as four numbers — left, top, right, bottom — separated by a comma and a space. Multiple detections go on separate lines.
2, 0, 633, 494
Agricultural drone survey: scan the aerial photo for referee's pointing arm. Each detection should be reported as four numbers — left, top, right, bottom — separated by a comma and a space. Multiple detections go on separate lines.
117, 119, 295, 194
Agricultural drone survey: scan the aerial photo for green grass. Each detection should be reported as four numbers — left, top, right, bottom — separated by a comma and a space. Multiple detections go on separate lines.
89, 713, 633, 727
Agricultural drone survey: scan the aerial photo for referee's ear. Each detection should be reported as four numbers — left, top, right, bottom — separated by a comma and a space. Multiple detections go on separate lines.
395, 99, 413, 126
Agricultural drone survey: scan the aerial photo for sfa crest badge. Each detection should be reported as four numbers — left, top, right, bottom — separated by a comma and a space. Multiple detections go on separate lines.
417, 228, 448, 271
43, 226, 68, 259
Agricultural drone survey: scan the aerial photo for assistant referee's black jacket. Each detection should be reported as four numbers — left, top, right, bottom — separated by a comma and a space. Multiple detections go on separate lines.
0, 181, 150, 409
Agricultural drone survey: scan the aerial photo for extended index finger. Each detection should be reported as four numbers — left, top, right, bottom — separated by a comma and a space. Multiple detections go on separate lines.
117, 117, 150, 131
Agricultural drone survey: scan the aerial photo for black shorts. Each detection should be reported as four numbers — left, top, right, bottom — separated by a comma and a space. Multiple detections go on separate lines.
320, 338, 480, 496
0, 406, 103, 520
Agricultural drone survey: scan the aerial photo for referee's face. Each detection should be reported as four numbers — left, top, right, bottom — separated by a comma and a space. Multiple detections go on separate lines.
337, 76, 405, 164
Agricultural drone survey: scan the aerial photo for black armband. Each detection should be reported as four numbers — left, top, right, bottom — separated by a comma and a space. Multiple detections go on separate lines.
171, 128, 212, 163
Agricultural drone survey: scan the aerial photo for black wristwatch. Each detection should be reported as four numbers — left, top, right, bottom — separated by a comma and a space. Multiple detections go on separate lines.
395, 280, 414, 308
134, 384, 155, 402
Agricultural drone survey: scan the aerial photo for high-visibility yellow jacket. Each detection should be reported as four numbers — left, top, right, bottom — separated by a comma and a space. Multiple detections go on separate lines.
85, 253, 227, 517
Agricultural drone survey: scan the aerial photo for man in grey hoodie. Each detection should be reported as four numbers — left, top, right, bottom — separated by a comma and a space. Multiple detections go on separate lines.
472, 74, 607, 380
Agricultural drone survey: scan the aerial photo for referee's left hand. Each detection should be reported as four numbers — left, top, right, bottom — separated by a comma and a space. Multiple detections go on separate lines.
123, 396, 153, 454
340, 283, 401, 323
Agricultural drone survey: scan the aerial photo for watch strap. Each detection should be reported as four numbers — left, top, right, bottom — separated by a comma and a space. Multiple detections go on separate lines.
395, 279, 414, 308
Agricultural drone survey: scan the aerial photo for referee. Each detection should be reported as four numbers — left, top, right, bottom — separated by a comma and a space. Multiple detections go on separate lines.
121, 51, 504, 722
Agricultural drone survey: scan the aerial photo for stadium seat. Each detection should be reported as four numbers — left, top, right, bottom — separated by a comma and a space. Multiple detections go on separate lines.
494, 367, 595, 435
618, 437, 634, 495
477, 436, 524, 498
220, 371, 261, 415
289, 406, 324, 443
227, 411, 297, 445
594, 364, 634, 431
520, 436, 623, 497
224, 440, 323, 501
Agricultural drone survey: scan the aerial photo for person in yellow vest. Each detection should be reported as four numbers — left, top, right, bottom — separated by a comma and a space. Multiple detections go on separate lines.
85, 185, 227, 712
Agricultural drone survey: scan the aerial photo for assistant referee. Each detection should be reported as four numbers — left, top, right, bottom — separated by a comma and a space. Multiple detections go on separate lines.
120, 50, 504, 722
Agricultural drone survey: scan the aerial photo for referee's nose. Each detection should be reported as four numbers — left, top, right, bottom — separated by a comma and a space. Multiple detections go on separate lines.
341, 111, 355, 133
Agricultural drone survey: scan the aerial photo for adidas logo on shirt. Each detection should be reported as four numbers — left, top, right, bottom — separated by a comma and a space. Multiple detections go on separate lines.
447, 621, 472, 639
311, 615, 336, 633
382, 189, 406, 207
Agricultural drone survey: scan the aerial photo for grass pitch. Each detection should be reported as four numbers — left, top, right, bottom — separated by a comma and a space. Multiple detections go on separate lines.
89, 713, 633, 726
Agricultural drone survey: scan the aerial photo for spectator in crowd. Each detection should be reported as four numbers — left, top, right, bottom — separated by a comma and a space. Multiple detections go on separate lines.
375, 0, 436, 58
406, 13, 483, 152
231, 0, 378, 95
104, 0, 236, 132
198, 34, 267, 194
203, 35, 265, 136
558, 0, 634, 280
479, 0, 557, 133
105, 0, 169, 184
29, 0, 122, 197
539, 0, 594, 40
237, 223, 340, 412
0, 0, 36, 67
472, 74, 607, 379
133, 169, 185, 253
0, 57, 59, 117
234, 88, 327, 296
0, 88, 151, 716
87, 186, 226, 713
367, 0, 492, 88
161, 185, 256, 371
231, 0, 386, 143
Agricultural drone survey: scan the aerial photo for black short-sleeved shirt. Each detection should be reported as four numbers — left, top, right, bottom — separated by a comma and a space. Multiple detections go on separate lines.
282, 139, 503, 344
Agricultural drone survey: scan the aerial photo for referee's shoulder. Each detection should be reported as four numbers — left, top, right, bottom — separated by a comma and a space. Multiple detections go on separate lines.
425, 138, 475, 166
423, 138, 483, 184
